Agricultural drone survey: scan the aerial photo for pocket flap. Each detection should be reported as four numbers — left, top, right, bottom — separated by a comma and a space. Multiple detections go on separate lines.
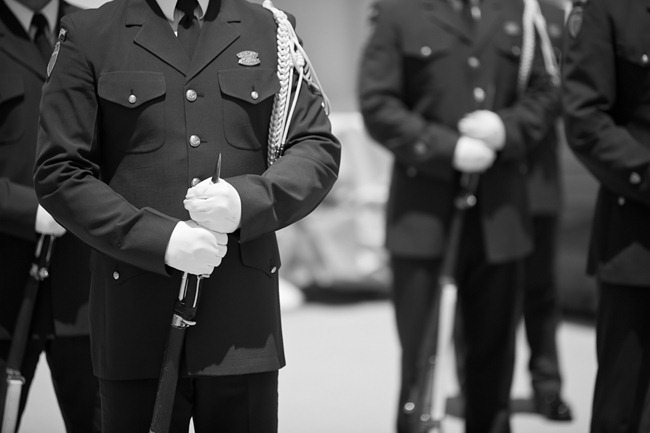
98, 71, 166, 108
219, 68, 279, 104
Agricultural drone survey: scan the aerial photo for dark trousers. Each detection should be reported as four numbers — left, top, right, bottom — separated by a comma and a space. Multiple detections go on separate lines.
590, 283, 650, 433
99, 371, 278, 433
522, 215, 563, 396
0, 336, 101, 433
391, 211, 523, 433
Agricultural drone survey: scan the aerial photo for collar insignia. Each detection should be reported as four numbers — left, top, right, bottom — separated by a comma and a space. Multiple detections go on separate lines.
237, 51, 260, 66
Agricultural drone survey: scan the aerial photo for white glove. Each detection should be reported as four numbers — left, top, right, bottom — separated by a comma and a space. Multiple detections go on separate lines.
35, 205, 66, 236
164, 220, 228, 276
453, 136, 496, 173
184, 178, 242, 233
458, 110, 506, 151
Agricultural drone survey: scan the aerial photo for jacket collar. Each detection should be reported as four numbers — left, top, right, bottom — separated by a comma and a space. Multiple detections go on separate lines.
421, 0, 504, 50
126, 0, 240, 78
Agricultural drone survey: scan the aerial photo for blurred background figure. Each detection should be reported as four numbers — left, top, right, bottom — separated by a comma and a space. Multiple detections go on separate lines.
357, 1, 560, 433
0, 0, 101, 432
562, 0, 650, 432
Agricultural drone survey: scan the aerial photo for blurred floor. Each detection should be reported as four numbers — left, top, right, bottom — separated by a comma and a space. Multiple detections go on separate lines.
19, 293, 595, 433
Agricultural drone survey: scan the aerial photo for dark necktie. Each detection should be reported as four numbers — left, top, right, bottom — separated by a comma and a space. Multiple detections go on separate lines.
31, 13, 52, 62
176, 0, 200, 58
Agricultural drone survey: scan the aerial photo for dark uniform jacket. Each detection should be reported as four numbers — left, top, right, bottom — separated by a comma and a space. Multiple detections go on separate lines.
0, 0, 91, 340
358, 0, 560, 263
562, 0, 650, 286
34, 0, 340, 380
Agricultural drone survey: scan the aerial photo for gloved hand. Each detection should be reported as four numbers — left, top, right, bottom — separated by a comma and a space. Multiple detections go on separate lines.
164, 220, 228, 276
35, 204, 66, 236
458, 110, 506, 151
184, 178, 242, 233
453, 136, 496, 173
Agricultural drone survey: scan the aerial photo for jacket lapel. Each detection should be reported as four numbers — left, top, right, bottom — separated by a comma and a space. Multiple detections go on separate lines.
421, 0, 472, 44
187, 0, 240, 81
128, 0, 190, 75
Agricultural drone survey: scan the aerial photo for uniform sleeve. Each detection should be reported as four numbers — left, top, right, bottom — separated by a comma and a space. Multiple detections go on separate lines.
357, 1, 457, 182
226, 23, 341, 243
0, 179, 38, 241
34, 17, 177, 276
562, 0, 650, 206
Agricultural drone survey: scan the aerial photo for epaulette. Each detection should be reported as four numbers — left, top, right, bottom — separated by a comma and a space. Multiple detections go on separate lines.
262, 0, 331, 166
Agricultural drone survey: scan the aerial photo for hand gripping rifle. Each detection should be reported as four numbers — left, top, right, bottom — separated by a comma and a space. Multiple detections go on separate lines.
1, 234, 56, 433
149, 154, 221, 433
403, 173, 478, 433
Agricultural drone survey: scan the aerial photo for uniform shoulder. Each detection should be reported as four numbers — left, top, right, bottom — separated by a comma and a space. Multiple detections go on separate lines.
240, 0, 298, 28
59, 0, 127, 37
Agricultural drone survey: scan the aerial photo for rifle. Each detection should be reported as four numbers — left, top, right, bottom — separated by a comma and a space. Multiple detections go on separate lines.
149, 273, 203, 433
1, 234, 56, 433
149, 153, 221, 433
404, 173, 478, 433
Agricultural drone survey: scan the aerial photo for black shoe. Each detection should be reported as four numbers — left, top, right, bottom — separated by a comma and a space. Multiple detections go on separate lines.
534, 393, 573, 421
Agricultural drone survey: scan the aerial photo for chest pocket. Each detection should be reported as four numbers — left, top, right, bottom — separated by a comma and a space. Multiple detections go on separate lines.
0, 74, 25, 145
219, 68, 279, 150
97, 72, 166, 153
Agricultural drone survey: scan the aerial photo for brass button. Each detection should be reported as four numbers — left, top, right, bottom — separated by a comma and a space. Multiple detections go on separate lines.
468, 57, 480, 68
270, 266, 277, 274
420, 46, 432, 57
642, 54, 649, 65
191, 177, 201, 187
629, 172, 641, 184
113, 271, 120, 280
189, 135, 201, 148
186, 89, 198, 102
618, 197, 626, 206
128, 94, 137, 104
251, 91, 259, 100
473, 87, 485, 103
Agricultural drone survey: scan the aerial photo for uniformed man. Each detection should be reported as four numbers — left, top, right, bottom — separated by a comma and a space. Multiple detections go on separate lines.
562, 0, 650, 431
33, 0, 340, 432
358, 0, 560, 432
0, 0, 101, 431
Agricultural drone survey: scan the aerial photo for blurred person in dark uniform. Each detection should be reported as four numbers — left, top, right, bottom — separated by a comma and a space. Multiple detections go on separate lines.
0, 0, 101, 432
358, 0, 560, 432
562, 0, 650, 431
33, 0, 340, 432
520, 0, 572, 421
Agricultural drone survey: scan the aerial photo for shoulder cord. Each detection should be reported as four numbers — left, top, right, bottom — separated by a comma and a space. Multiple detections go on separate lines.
518, 0, 560, 94
262, 0, 331, 166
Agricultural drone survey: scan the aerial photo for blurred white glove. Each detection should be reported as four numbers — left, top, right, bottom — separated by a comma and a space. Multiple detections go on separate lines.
35, 204, 66, 236
458, 110, 506, 151
184, 178, 242, 233
453, 136, 496, 173
164, 220, 228, 276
